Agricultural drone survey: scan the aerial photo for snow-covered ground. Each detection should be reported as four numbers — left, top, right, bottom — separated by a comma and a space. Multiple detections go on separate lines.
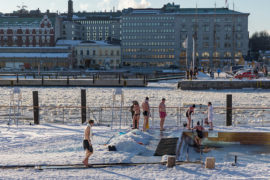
1, 124, 270, 179
0, 79, 270, 179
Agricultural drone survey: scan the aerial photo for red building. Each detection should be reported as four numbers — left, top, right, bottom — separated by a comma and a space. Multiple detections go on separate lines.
0, 15, 55, 47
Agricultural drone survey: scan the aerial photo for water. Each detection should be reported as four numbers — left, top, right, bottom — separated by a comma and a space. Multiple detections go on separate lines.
180, 141, 270, 164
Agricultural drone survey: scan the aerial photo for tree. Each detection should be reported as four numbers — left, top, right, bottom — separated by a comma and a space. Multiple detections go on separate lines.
249, 31, 270, 60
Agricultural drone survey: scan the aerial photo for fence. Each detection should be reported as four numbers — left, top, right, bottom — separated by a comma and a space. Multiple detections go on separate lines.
2, 105, 270, 128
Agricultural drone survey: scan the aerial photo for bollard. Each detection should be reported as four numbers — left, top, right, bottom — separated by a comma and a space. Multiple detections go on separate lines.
81, 89, 86, 124
166, 156, 176, 168
226, 94, 232, 126
118, 74, 121, 84
67, 76, 69, 85
205, 157, 215, 169
33, 91, 39, 125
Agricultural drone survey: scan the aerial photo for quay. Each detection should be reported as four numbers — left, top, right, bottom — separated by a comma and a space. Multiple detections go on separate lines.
178, 80, 270, 90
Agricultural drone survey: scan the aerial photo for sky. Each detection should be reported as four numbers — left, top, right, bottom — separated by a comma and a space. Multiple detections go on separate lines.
0, 0, 269, 36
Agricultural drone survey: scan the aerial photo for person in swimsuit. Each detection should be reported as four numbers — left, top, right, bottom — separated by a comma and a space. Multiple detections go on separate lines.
142, 97, 150, 131
82, 120, 94, 167
159, 98, 166, 131
133, 101, 140, 129
186, 104, 195, 130
192, 121, 204, 146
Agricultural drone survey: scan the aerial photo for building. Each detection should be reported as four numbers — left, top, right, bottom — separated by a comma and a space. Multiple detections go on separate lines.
72, 40, 121, 69
0, 15, 56, 47
121, 3, 249, 69
0, 46, 73, 70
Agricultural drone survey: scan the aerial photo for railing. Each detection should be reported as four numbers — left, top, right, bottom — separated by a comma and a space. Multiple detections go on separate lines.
2, 105, 270, 128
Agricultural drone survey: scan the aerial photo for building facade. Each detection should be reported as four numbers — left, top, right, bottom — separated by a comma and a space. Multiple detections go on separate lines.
121, 3, 249, 69
0, 15, 55, 47
74, 41, 121, 69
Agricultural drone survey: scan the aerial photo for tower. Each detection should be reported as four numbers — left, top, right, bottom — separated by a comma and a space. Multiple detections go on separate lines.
67, 0, 73, 21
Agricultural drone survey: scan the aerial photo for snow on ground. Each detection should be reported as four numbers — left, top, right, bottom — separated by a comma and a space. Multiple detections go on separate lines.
1, 124, 270, 179
0, 80, 270, 179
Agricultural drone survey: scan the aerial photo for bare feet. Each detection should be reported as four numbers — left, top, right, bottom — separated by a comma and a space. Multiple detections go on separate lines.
82, 159, 88, 167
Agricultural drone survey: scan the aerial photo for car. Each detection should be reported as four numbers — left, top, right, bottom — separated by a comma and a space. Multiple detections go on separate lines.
85, 68, 95, 72
234, 69, 256, 79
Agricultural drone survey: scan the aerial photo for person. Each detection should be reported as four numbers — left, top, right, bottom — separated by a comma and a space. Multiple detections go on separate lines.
217, 68, 221, 77
190, 69, 193, 80
186, 104, 195, 130
159, 98, 167, 131
192, 121, 204, 147
82, 119, 94, 167
130, 101, 135, 120
133, 101, 140, 129
142, 97, 150, 131
206, 102, 213, 130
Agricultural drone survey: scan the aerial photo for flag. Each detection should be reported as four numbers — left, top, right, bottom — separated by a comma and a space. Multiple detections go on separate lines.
182, 35, 188, 48
225, 0, 228, 8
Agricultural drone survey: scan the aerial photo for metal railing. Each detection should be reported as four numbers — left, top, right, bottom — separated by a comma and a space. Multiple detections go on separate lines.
1, 105, 270, 128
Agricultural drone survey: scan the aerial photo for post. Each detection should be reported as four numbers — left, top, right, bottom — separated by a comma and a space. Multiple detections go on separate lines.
16, 74, 19, 83
33, 91, 39, 125
42, 75, 44, 85
118, 74, 121, 84
81, 89, 86, 124
67, 76, 69, 85
226, 94, 232, 126
166, 156, 176, 168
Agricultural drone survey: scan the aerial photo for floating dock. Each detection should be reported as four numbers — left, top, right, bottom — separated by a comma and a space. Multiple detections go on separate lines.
0, 79, 147, 87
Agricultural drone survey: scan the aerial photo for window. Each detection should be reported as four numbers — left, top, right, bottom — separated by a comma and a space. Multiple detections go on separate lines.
80, 50, 83, 55
87, 50, 89, 56
224, 52, 231, 57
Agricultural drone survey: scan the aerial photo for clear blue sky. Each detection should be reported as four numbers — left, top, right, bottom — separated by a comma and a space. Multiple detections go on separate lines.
0, 0, 269, 36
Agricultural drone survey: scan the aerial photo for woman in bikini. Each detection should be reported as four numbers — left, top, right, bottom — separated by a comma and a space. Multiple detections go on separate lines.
133, 101, 140, 129
186, 104, 195, 130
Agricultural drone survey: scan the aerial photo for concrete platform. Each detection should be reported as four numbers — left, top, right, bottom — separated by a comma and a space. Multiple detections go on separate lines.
178, 80, 270, 90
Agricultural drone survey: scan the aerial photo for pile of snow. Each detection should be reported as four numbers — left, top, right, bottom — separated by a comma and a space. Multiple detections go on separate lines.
108, 129, 152, 155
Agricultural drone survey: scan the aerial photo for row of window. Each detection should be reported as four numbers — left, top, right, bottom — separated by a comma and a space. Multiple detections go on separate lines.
179, 51, 243, 58
122, 42, 175, 46
122, 29, 175, 33
123, 54, 175, 59
76, 49, 120, 56
122, 16, 174, 21
77, 20, 112, 25
122, 22, 174, 27
123, 48, 175, 53
122, 35, 175, 40
86, 26, 110, 30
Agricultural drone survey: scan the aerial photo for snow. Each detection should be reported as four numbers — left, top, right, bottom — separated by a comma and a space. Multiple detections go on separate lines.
0, 80, 270, 179
0, 53, 69, 58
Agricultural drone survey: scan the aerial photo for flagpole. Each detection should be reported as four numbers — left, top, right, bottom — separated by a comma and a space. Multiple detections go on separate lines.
186, 35, 188, 70
192, 35, 195, 72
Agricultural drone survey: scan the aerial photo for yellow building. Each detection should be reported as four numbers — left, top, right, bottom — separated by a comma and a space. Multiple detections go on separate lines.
74, 41, 121, 69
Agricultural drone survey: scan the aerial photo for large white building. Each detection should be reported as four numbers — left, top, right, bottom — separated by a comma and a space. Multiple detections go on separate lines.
121, 3, 249, 69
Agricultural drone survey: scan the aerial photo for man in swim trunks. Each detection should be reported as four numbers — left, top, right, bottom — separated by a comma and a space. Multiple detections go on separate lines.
142, 97, 150, 131
159, 98, 166, 131
82, 120, 94, 167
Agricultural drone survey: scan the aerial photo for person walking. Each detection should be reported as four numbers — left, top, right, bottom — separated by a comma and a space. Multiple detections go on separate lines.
186, 104, 195, 130
217, 68, 221, 77
82, 119, 94, 167
207, 102, 213, 130
159, 98, 167, 131
142, 97, 150, 131
133, 101, 140, 129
